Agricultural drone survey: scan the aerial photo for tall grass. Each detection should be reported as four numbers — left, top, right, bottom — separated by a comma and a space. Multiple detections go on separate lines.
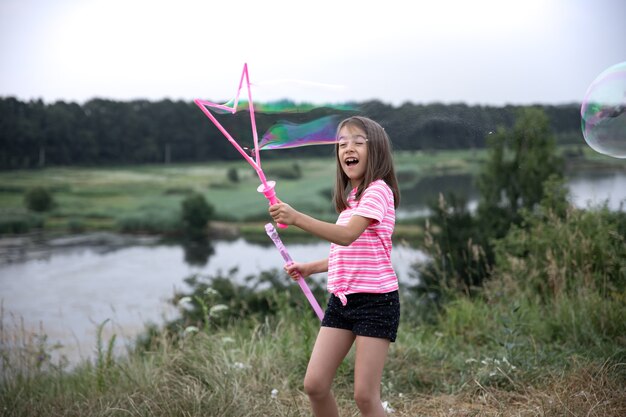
2, 272, 625, 416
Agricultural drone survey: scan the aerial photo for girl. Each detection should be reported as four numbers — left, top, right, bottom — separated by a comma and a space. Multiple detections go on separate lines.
269, 116, 400, 417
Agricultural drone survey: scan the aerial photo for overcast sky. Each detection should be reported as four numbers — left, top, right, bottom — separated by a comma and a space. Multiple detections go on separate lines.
1, 0, 624, 106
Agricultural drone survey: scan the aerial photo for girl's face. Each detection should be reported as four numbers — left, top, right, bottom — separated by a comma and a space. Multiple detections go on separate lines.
337, 124, 368, 189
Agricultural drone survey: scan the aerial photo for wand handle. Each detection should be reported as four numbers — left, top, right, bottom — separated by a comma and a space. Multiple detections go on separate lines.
258, 181, 288, 229
265, 224, 324, 321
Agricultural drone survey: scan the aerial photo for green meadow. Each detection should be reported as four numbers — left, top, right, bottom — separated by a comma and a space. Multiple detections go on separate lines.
0, 149, 488, 237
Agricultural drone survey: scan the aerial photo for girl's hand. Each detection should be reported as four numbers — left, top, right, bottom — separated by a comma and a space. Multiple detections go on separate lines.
269, 201, 299, 226
284, 262, 310, 281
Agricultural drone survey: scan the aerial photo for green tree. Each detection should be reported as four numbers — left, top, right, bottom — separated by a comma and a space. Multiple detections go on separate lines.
418, 108, 567, 298
24, 187, 55, 212
181, 193, 214, 238
476, 107, 564, 237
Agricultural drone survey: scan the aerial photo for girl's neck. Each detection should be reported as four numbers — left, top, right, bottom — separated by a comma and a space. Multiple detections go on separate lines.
351, 179, 363, 189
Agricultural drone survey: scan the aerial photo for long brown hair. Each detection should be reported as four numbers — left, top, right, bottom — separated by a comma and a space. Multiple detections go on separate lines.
332, 116, 400, 213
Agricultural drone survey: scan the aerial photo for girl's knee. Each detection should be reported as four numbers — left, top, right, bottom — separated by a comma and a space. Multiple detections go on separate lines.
303, 375, 330, 399
354, 389, 380, 413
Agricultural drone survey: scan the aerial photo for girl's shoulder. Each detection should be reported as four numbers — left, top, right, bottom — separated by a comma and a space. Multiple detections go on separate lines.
366, 179, 393, 194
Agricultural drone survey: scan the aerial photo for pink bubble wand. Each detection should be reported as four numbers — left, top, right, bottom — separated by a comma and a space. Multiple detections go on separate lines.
265, 223, 324, 321
194, 63, 286, 228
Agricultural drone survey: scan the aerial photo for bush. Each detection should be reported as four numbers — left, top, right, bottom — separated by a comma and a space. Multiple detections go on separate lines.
0, 210, 44, 234
492, 206, 625, 301
417, 193, 490, 298
265, 163, 302, 180
226, 167, 239, 183
181, 193, 214, 238
24, 187, 55, 212
167, 268, 326, 332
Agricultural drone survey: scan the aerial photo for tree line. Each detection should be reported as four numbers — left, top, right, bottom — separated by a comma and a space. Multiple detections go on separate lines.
0, 96, 582, 169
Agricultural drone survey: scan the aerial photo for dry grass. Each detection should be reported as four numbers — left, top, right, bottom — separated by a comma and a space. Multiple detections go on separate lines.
358, 361, 625, 416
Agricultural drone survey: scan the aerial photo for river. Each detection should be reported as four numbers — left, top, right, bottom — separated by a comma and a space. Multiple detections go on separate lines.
0, 234, 425, 366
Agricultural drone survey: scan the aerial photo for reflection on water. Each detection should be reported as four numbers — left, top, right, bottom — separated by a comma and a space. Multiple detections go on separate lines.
398, 173, 477, 218
397, 170, 626, 218
568, 171, 626, 210
180, 238, 215, 266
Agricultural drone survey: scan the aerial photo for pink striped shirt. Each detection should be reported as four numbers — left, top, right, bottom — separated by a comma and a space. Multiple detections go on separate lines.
327, 179, 398, 305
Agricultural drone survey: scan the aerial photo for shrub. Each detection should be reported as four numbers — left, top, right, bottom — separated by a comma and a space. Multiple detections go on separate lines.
417, 193, 490, 298
0, 210, 44, 234
492, 206, 626, 301
265, 163, 302, 180
167, 268, 326, 332
24, 187, 55, 212
226, 167, 239, 183
181, 193, 214, 238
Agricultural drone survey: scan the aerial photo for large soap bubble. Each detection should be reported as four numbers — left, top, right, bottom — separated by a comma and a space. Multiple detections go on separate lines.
580, 62, 626, 159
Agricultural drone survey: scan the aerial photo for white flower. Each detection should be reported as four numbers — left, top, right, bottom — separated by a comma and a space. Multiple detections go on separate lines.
221, 336, 235, 344
205, 287, 219, 297
232, 362, 248, 370
209, 304, 229, 317
177, 296, 192, 307
381, 401, 395, 413
502, 357, 516, 369
271, 388, 279, 399
184, 326, 199, 334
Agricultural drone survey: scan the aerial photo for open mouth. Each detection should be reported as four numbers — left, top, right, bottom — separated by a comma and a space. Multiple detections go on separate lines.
345, 157, 359, 166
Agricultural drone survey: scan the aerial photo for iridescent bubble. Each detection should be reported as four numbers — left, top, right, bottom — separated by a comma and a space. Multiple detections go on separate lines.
216, 98, 355, 114
580, 62, 626, 158
258, 115, 341, 150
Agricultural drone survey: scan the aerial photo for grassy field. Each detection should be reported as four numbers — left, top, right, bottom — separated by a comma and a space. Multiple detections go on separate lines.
0, 149, 492, 238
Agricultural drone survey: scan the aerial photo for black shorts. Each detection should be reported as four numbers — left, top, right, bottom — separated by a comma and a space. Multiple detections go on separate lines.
321, 291, 400, 342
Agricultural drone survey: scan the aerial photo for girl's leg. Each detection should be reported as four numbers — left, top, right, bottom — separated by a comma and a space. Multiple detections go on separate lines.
353, 336, 390, 417
304, 327, 356, 417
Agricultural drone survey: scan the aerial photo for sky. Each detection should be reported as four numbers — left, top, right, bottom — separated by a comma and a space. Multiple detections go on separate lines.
0, 0, 624, 107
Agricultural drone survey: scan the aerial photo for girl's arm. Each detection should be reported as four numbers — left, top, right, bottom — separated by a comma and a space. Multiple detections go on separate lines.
269, 202, 370, 246
285, 258, 328, 280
